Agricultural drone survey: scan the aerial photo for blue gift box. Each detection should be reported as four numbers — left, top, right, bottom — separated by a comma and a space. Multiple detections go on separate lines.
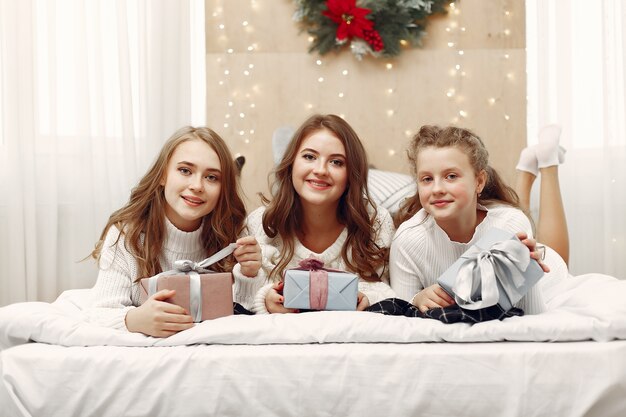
283, 269, 358, 311
436, 228, 544, 311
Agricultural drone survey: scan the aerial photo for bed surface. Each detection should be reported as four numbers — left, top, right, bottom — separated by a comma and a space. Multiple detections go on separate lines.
1, 272, 626, 416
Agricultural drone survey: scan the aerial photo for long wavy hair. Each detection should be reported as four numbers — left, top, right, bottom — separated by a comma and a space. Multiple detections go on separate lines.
91, 126, 246, 280
262, 114, 387, 282
396, 125, 521, 226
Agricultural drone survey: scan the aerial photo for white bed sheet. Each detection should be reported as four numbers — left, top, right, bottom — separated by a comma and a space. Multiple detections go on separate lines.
1, 273, 626, 348
1, 273, 626, 416
1, 340, 626, 417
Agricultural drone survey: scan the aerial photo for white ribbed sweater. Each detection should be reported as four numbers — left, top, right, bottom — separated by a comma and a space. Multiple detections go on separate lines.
390, 205, 546, 314
247, 206, 397, 314
83, 218, 263, 330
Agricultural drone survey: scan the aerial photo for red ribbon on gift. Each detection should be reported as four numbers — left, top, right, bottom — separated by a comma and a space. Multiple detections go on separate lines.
298, 257, 329, 310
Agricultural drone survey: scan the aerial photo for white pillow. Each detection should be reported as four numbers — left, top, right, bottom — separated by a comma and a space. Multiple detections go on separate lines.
368, 169, 417, 216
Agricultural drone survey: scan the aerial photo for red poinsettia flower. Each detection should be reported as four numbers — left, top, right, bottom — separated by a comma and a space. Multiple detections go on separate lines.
322, 0, 374, 41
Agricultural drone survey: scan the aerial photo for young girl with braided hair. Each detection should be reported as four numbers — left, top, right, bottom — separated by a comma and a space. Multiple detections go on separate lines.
390, 125, 552, 319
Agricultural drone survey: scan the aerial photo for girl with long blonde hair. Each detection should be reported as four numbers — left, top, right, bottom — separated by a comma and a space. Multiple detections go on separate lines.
85, 126, 262, 337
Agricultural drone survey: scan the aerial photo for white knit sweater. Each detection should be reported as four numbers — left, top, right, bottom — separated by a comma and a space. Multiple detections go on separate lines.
83, 218, 263, 330
248, 206, 397, 314
390, 205, 546, 314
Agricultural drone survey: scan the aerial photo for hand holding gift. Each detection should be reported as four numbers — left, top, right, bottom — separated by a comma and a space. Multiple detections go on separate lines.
126, 289, 194, 338
265, 281, 299, 314
410, 284, 455, 313
234, 236, 262, 277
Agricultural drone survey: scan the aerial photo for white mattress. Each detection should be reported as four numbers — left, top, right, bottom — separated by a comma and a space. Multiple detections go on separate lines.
2, 340, 626, 417
1, 272, 626, 416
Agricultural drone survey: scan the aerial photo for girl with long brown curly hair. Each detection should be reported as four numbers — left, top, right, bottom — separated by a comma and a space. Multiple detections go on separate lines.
249, 114, 396, 314
85, 126, 262, 337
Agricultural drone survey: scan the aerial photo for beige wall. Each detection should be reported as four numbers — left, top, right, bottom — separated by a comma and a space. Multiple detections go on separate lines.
206, 0, 526, 208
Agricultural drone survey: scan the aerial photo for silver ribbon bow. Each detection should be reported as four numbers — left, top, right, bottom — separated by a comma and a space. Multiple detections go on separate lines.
147, 243, 238, 322
452, 239, 531, 310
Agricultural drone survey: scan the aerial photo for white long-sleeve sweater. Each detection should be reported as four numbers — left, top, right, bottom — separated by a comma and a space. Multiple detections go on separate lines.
83, 218, 263, 330
248, 206, 397, 314
390, 205, 546, 314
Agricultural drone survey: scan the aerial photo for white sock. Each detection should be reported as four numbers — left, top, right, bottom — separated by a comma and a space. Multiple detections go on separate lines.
515, 146, 538, 176
558, 145, 566, 164
536, 124, 562, 168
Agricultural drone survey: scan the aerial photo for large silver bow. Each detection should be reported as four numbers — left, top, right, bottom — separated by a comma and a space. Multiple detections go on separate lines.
452, 239, 531, 310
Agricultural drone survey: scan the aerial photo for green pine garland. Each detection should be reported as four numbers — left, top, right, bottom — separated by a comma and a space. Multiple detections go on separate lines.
293, 0, 449, 60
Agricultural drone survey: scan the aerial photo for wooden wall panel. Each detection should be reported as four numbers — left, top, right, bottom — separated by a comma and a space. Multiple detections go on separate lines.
205, 0, 526, 208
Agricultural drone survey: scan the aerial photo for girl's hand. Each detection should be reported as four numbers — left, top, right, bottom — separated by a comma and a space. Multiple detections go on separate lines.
265, 281, 298, 314
125, 289, 194, 337
356, 292, 370, 311
234, 236, 262, 277
411, 284, 455, 313
516, 232, 550, 273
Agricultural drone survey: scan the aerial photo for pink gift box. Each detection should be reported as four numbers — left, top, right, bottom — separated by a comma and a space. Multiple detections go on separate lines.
139, 272, 234, 321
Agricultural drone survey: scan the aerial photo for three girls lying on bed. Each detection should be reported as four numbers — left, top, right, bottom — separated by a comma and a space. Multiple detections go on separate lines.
86, 114, 569, 337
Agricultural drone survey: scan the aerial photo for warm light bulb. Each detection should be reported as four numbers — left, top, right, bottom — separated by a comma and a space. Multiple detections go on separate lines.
386, 63, 393, 70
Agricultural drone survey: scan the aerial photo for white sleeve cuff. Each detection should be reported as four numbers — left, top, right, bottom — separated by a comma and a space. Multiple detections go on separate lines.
232, 263, 266, 311
251, 283, 274, 314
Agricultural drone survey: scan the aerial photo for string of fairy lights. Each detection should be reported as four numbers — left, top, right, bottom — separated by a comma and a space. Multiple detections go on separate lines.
446, 1, 517, 125
208, 0, 519, 157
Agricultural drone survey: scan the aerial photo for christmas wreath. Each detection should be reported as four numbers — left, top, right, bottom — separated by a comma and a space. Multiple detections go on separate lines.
293, 0, 449, 60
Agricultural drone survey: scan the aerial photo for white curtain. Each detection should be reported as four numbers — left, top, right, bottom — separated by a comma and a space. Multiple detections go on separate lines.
526, 0, 626, 278
0, 0, 206, 306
